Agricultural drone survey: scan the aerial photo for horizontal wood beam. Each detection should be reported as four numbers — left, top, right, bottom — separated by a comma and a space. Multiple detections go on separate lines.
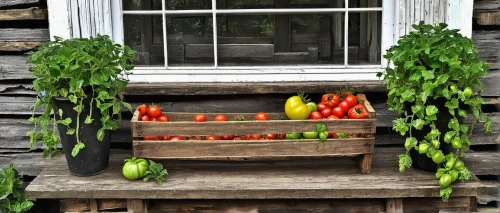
474, 12, 500, 25
0, 8, 47, 21
0, 29, 49, 42
0, 41, 43, 51
0, 0, 39, 8
473, 0, 500, 13
473, 30, 500, 70
0, 55, 33, 80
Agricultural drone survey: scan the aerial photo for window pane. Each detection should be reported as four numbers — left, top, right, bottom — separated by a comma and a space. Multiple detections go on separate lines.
166, 0, 212, 10
124, 15, 165, 66
215, 13, 344, 66
167, 15, 214, 67
122, 0, 162, 10
216, 0, 344, 9
350, 0, 382, 8
348, 11, 382, 65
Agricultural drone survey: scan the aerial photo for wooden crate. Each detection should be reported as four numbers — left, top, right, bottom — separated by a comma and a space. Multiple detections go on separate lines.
132, 94, 376, 173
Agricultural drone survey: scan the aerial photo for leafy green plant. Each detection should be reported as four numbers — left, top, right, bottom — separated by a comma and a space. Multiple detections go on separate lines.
0, 164, 34, 213
27, 35, 137, 158
143, 160, 168, 185
378, 22, 492, 201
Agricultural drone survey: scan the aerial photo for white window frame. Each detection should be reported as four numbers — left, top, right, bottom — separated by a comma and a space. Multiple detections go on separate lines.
109, 0, 396, 82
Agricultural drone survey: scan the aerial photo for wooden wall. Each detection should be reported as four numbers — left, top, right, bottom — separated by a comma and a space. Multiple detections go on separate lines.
0, 0, 499, 212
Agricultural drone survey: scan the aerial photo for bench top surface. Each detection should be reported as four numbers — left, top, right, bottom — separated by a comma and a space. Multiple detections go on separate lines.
25, 148, 493, 199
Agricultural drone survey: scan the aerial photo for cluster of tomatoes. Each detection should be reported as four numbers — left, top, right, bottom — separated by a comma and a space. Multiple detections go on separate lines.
308, 93, 369, 120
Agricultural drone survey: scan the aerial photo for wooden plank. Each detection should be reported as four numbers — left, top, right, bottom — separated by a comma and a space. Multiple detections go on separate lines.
0, 96, 40, 115
24, 150, 495, 199
403, 197, 471, 212
291, 33, 318, 44
474, 12, 500, 25
0, 41, 43, 51
274, 0, 290, 52
0, 0, 39, 8
385, 198, 403, 213
0, 8, 47, 20
473, 30, 500, 70
474, 0, 500, 12
0, 84, 35, 95
0, 29, 49, 42
463, 152, 500, 175
127, 199, 148, 213
307, 46, 318, 63
358, 154, 372, 174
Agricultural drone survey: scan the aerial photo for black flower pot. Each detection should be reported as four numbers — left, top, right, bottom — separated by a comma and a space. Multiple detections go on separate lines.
51, 97, 110, 176
405, 98, 458, 173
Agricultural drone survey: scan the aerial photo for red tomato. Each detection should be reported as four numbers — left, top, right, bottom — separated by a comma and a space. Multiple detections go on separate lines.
157, 115, 169, 122
157, 136, 163, 140
264, 134, 277, 140
147, 105, 162, 118
279, 133, 286, 139
143, 136, 159, 140
328, 132, 339, 138
316, 103, 329, 112
348, 106, 369, 119
343, 94, 358, 108
194, 136, 202, 140
339, 101, 351, 112
170, 136, 185, 141
321, 94, 341, 108
206, 136, 221, 140
233, 137, 241, 140
255, 112, 268, 121
163, 136, 172, 140
194, 114, 207, 122
141, 114, 151, 121
150, 117, 157, 121
326, 115, 340, 120
308, 111, 323, 120
214, 114, 228, 122
321, 108, 332, 118
138, 104, 147, 117
332, 107, 345, 118
221, 135, 235, 140
241, 135, 250, 140
250, 134, 262, 140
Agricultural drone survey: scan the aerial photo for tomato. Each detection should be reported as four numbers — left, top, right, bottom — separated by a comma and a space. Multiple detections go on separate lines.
147, 105, 162, 118
264, 134, 277, 140
187, 137, 194, 140
450, 170, 458, 182
286, 133, 302, 139
255, 112, 268, 121
339, 101, 351, 113
308, 111, 323, 120
157, 115, 169, 122
214, 114, 228, 122
326, 115, 340, 120
320, 108, 332, 118
221, 135, 235, 140
318, 132, 328, 141
170, 136, 184, 141
138, 104, 147, 117
194, 136, 202, 140
328, 132, 339, 138
347, 106, 369, 119
450, 84, 458, 92
439, 174, 452, 188
285, 95, 311, 120
143, 136, 159, 140
306, 102, 318, 113
452, 137, 463, 149
302, 132, 318, 139
250, 134, 262, 140
418, 143, 430, 154
316, 103, 329, 112
157, 136, 163, 140
321, 94, 341, 108
332, 107, 345, 118
343, 94, 358, 108
233, 137, 241, 140
463, 87, 473, 98
206, 136, 220, 140
444, 132, 454, 143
446, 158, 456, 170
194, 114, 207, 122
150, 118, 157, 121
141, 115, 151, 121
279, 133, 286, 139
163, 136, 172, 140
122, 157, 149, 180
454, 160, 464, 170
431, 139, 440, 149
432, 150, 446, 164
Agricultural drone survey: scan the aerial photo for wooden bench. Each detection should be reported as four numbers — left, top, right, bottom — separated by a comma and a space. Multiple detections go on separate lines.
25, 147, 496, 213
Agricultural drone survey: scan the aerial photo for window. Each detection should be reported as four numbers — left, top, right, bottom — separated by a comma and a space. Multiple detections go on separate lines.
111, 0, 396, 82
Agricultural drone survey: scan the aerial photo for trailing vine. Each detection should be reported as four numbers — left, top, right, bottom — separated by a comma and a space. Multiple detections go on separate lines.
27, 35, 137, 158
378, 22, 493, 201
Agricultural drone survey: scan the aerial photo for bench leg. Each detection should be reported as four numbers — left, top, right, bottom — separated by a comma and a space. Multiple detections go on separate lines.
386, 198, 403, 213
358, 154, 372, 174
127, 199, 148, 213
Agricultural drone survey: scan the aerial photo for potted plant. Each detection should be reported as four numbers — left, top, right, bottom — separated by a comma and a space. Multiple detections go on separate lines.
27, 35, 136, 176
378, 22, 493, 201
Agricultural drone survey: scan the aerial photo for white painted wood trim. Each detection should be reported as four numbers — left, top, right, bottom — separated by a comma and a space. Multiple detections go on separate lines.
381, 0, 396, 67
111, 0, 123, 44
446, 0, 473, 38
47, 0, 72, 40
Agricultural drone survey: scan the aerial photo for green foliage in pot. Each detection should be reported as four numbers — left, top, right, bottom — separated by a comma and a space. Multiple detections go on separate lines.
378, 22, 493, 201
0, 164, 34, 213
27, 35, 137, 158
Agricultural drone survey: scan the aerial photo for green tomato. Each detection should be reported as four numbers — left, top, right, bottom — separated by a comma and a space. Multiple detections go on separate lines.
443, 132, 454, 143
439, 174, 453, 188
450, 170, 459, 182
319, 132, 328, 141
436, 171, 444, 180
302, 131, 319, 139
463, 87, 473, 98
418, 143, 430, 154
285, 95, 311, 120
454, 160, 465, 170
306, 102, 317, 113
450, 85, 458, 92
286, 132, 302, 139
432, 150, 446, 164
122, 157, 149, 180
452, 137, 463, 149
431, 139, 440, 149
446, 158, 457, 170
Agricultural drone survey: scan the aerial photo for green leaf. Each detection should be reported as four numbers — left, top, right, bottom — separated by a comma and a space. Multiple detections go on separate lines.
66, 128, 75, 135
445, 98, 459, 109
436, 74, 449, 84
404, 137, 418, 151
448, 118, 460, 130
68, 95, 77, 104
71, 143, 85, 157
484, 117, 493, 133
57, 117, 72, 126
122, 102, 132, 112
460, 124, 469, 134
440, 187, 452, 202
398, 154, 412, 173
143, 160, 168, 185
411, 119, 425, 130
422, 70, 435, 80
58, 109, 63, 117
97, 128, 105, 141
458, 109, 467, 118
84, 116, 94, 124
439, 55, 449, 63
425, 105, 438, 116
393, 118, 409, 136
